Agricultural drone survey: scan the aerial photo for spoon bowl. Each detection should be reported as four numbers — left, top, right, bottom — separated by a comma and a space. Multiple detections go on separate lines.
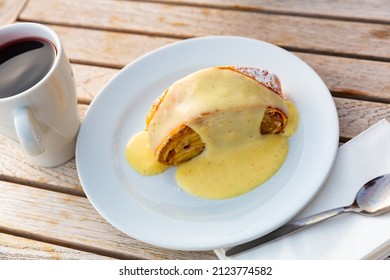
354, 174, 390, 215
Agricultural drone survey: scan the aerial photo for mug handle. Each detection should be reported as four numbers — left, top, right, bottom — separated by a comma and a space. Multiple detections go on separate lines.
14, 107, 46, 156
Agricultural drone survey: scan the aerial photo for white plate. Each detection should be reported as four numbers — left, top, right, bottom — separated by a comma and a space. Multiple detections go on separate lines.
76, 36, 339, 250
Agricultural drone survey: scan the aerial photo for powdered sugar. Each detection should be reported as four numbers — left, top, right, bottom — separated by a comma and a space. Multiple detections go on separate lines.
232, 66, 282, 97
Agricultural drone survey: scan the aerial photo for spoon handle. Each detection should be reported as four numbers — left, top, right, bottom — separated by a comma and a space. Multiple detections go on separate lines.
225, 206, 351, 257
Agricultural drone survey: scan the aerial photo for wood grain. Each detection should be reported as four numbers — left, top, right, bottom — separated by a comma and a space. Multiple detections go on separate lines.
0, 233, 112, 260
143, 0, 390, 23
295, 53, 390, 102
19, 0, 390, 60
335, 97, 390, 141
0, 0, 27, 25
73, 64, 117, 104
0, 180, 217, 260
49, 25, 176, 69
52, 25, 390, 103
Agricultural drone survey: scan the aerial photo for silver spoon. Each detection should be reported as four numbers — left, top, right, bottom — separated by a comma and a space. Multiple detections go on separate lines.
225, 173, 390, 257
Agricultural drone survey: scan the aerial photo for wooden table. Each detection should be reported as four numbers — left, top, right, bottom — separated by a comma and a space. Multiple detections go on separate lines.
1, 0, 390, 260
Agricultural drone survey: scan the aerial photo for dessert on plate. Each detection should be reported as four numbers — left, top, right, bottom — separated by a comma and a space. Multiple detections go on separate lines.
126, 66, 298, 199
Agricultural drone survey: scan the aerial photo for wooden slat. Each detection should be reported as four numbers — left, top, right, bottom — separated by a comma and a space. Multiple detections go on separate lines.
73, 64, 117, 104
50, 25, 390, 103
0, 142, 81, 195
0, 0, 27, 25
51, 25, 176, 69
144, 0, 390, 23
19, 0, 390, 60
335, 97, 390, 141
0, 180, 217, 260
0, 233, 112, 260
295, 53, 390, 102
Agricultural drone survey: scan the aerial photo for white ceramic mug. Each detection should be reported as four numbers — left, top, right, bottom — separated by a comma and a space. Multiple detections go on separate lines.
0, 23, 80, 167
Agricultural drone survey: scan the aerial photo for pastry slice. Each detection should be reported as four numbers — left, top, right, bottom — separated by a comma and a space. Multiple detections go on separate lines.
146, 66, 288, 166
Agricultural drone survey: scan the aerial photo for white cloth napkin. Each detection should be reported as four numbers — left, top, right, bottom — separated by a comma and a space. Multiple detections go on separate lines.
215, 118, 390, 260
